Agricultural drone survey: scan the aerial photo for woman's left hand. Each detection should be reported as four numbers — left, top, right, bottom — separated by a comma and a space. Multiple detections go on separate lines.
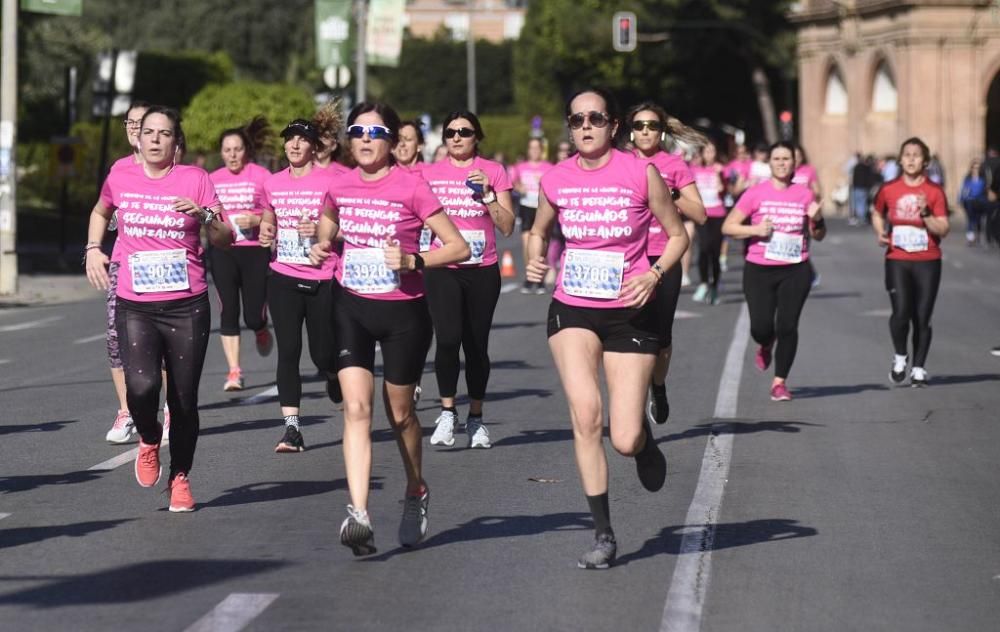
173, 197, 202, 216
467, 169, 492, 197
620, 270, 659, 308
807, 201, 822, 219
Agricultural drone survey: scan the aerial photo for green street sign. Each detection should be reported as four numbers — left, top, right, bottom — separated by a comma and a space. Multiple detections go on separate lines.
315, 0, 353, 69
20, 0, 83, 16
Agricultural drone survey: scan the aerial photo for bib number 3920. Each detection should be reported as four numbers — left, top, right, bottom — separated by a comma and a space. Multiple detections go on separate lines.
130, 249, 189, 293
561, 249, 624, 299
764, 231, 804, 263
342, 247, 400, 294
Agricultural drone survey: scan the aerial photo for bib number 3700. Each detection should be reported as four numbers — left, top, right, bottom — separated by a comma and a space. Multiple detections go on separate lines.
561, 249, 624, 299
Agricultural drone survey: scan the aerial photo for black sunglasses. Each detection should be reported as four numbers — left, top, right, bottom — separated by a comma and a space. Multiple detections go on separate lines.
444, 127, 477, 139
631, 120, 663, 132
568, 111, 610, 130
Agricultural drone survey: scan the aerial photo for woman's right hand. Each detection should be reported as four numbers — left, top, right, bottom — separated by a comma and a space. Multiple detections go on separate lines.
85, 249, 111, 291
259, 222, 276, 248
525, 256, 549, 284
309, 241, 331, 267
756, 218, 774, 238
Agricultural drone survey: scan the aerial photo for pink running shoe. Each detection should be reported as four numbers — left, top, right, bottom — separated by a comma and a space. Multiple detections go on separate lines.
223, 367, 244, 392
168, 473, 195, 512
255, 327, 273, 357
755, 345, 772, 372
770, 382, 792, 402
135, 441, 161, 487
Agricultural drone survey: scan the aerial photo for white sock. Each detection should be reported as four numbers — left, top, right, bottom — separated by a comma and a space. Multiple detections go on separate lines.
893, 354, 907, 370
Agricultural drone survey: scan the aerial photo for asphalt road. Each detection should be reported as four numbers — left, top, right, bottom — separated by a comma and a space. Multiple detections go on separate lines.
1, 220, 998, 631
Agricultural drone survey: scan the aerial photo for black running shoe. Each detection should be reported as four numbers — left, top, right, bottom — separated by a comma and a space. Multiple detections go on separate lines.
577, 532, 617, 569
646, 387, 669, 425
326, 374, 343, 404
340, 505, 377, 556
275, 425, 305, 453
889, 357, 907, 386
635, 422, 666, 492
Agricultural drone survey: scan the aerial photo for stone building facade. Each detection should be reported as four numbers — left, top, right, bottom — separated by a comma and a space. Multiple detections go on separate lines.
791, 0, 1000, 207
404, 0, 526, 42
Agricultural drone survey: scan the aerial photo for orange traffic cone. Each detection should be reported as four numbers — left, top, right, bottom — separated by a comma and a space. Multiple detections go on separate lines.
500, 250, 517, 278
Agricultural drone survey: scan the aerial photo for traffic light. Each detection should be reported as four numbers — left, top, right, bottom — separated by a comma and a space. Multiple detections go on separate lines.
779, 110, 794, 140
613, 12, 637, 52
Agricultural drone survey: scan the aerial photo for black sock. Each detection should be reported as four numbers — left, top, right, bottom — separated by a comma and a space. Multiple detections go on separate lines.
651, 383, 666, 398
442, 406, 457, 415
586, 493, 612, 537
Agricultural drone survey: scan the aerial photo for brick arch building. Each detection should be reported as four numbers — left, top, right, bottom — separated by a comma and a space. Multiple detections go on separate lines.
791, 0, 1000, 209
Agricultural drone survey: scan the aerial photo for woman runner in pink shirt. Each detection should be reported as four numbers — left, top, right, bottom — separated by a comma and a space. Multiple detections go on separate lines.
526, 88, 688, 569
626, 103, 707, 427
84, 107, 233, 512
723, 141, 826, 401
310, 102, 469, 555
689, 140, 728, 304
209, 117, 274, 392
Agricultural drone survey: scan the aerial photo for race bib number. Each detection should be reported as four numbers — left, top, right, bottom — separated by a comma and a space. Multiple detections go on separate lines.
419, 227, 433, 253
129, 249, 189, 293
892, 225, 929, 253
228, 214, 254, 243
764, 231, 803, 263
522, 190, 539, 208
561, 249, 624, 299
276, 228, 313, 265
459, 230, 487, 265
342, 247, 400, 294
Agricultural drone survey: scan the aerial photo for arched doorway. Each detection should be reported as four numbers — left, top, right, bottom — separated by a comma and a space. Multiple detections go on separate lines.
986, 71, 1000, 150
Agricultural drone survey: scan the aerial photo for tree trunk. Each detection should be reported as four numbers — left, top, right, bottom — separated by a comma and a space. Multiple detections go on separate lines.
751, 65, 779, 144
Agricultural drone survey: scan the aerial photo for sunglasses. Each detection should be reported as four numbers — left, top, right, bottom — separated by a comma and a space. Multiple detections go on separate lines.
568, 111, 610, 130
444, 127, 476, 139
346, 124, 393, 141
631, 120, 663, 132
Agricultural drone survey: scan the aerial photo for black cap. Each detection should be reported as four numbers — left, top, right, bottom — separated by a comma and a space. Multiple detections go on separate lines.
281, 119, 321, 146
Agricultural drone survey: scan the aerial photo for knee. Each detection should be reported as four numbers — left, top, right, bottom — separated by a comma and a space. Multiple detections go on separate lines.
569, 401, 603, 442
610, 424, 645, 457
750, 324, 773, 345
244, 313, 266, 333
126, 373, 160, 403
343, 399, 373, 426
435, 332, 462, 351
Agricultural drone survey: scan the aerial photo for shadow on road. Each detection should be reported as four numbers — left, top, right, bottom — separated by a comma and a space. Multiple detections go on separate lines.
359, 512, 592, 562
1, 519, 135, 550
616, 518, 818, 566
202, 478, 365, 509
491, 321, 544, 330
789, 383, 889, 398
662, 420, 821, 444
0, 559, 287, 606
199, 415, 327, 436
0, 470, 105, 495
0, 419, 78, 436
493, 428, 575, 447
927, 373, 1000, 386
807, 291, 862, 300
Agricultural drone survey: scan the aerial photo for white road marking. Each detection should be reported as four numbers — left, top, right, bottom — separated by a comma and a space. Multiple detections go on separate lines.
73, 333, 106, 344
0, 315, 63, 333
88, 438, 169, 472
674, 310, 702, 320
501, 282, 520, 294
0, 359, 10, 365
239, 385, 279, 406
862, 308, 892, 317
660, 305, 746, 632
0, 513, 10, 521
952, 260, 964, 269
184, 593, 279, 632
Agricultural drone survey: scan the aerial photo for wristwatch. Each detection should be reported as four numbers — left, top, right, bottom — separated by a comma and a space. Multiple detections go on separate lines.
670, 187, 681, 201
920, 208, 932, 218
200, 207, 218, 225
481, 189, 497, 205
411, 252, 425, 271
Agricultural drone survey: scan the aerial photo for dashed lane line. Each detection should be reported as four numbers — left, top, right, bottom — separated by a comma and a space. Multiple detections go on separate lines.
183, 593, 280, 632
73, 333, 106, 344
0, 316, 63, 333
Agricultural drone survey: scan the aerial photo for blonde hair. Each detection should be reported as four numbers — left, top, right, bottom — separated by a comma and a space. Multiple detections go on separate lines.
625, 101, 708, 153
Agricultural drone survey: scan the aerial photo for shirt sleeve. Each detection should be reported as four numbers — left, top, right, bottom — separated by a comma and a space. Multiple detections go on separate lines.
929, 186, 948, 217
671, 162, 695, 189
734, 185, 758, 218
490, 162, 513, 192
196, 171, 221, 208
411, 178, 444, 222
99, 177, 115, 209
873, 185, 887, 216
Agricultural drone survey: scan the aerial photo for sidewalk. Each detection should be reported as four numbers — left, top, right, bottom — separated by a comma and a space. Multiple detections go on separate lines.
0, 273, 98, 308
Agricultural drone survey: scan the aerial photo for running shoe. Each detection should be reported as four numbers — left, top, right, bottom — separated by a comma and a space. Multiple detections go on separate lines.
889, 356, 908, 385
709, 287, 720, 306
755, 344, 772, 372
770, 382, 792, 401
533, 282, 547, 295
645, 387, 669, 425
275, 425, 305, 453
635, 421, 667, 492
223, 367, 244, 392
106, 409, 135, 444
135, 441, 161, 487
340, 505, 377, 556
162, 403, 170, 437
681, 273, 692, 288
990, 346, 1000, 357
467, 417, 492, 449
910, 367, 929, 388
326, 374, 343, 405
168, 473, 195, 512
577, 532, 617, 570
430, 410, 457, 447
692, 283, 709, 303
719, 254, 728, 272
413, 384, 422, 404
255, 327, 273, 357
519, 281, 533, 294
398, 485, 429, 547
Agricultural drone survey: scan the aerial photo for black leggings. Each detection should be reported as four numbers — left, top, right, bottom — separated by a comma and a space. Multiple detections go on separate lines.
211, 246, 271, 336
884, 259, 941, 367
424, 264, 501, 401
268, 272, 335, 408
743, 261, 812, 379
648, 256, 682, 350
117, 293, 211, 478
697, 217, 725, 288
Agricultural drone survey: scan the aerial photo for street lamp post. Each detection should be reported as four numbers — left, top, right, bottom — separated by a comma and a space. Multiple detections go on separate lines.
0, 0, 18, 295
467, 1, 477, 113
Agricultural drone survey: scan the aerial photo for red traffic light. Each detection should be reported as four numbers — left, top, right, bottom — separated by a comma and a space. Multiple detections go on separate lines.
612, 12, 637, 52
779, 110, 793, 123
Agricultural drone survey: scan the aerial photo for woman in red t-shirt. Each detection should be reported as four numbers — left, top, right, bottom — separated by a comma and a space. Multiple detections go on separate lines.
871, 137, 950, 386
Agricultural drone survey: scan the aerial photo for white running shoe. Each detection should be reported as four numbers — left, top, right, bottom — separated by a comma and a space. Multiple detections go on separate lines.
467, 417, 492, 449
162, 402, 171, 437
413, 384, 422, 404
430, 410, 457, 447
692, 283, 709, 303
340, 505, 376, 556
681, 273, 692, 287
106, 409, 135, 444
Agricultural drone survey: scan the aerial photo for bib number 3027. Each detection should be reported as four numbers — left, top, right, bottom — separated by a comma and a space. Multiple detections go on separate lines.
342, 247, 400, 294
561, 249, 624, 299
130, 249, 189, 293
892, 225, 929, 253
764, 231, 804, 263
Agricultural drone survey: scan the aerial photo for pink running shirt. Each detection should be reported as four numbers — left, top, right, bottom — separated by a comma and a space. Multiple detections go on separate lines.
210, 162, 271, 247
735, 181, 816, 266
100, 164, 220, 302
691, 165, 727, 218
108, 154, 142, 263
262, 167, 336, 281
642, 151, 695, 256
330, 166, 443, 300
793, 164, 818, 189
511, 160, 552, 209
421, 156, 512, 268
540, 149, 653, 309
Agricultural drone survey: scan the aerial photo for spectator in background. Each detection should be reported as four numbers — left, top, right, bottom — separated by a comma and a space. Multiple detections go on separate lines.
981, 146, 1000, 247
927, 154, 945, 188
881, 154, 900, 182
960, 158, 987, 246
850, 154, 878, 226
